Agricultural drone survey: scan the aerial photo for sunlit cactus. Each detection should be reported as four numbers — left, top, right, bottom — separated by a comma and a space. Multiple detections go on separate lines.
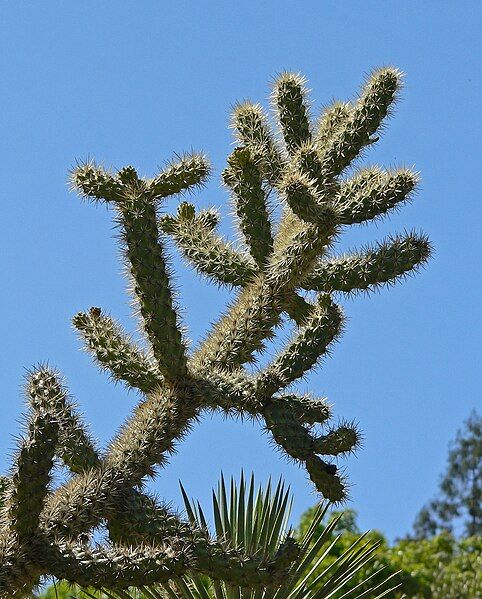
0, 67, 431, 596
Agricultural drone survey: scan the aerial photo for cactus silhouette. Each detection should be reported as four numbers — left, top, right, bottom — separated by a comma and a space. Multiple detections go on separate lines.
0, 67, 430, 596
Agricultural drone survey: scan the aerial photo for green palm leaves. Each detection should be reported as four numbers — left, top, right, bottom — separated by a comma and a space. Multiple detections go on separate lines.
72, 474, 399, 599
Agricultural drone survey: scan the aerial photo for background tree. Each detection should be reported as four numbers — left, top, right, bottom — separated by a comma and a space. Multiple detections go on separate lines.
389, 532, 481, 598
295, 507, 481, 598
413, 410, 482, 539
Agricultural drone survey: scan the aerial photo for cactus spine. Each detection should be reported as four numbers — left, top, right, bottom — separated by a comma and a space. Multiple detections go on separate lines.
0, 67, 430, 595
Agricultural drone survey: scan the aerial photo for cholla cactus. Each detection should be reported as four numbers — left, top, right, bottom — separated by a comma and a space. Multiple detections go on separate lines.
0, 67, 430, 596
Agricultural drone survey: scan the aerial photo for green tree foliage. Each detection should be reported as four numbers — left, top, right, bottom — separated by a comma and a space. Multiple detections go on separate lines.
389, 532, 481, 597
0, 67, 430, 596
413, 411, 482, 539
296, 507, 481, 598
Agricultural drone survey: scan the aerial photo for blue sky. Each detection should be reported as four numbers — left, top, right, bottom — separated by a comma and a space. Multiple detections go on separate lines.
0, 1, 480, 542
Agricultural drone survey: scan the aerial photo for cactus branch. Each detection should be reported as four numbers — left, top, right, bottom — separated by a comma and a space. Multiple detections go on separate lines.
263, 404, 347, 502
280, 169, 335, 224
119, 196, 188, 380
160, 203, 257, 287
232, 102, 286, 185
40, 540, 190, 589
304, 232, 432, 294
73, 308, 163, 394
315, 101, 351, 148
71, 161, 124, 203
223, 148, 274, 267
272, 73, 312, 154
334, 167, 418, 225
320, 68, 402, 177
146, 153, 210, 201
256, 295, 343, 397
5, 407, 58, 542
27, 368, 100, 474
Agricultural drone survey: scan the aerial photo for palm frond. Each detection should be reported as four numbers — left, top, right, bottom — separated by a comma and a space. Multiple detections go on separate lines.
56, 473, 399, 599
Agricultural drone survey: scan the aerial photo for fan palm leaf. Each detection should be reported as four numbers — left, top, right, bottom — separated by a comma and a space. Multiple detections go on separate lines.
42, 474, 400, 599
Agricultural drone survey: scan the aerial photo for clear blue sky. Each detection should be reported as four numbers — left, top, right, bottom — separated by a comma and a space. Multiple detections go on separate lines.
1, 1, 480, 542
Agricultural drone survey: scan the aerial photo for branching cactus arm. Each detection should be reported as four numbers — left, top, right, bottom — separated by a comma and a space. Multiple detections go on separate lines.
0, 67, 431, 595
223, 147, 274, 267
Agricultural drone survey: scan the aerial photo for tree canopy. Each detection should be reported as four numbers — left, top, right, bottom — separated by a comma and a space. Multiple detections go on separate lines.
413, 410, 482, 539
296, 506, 481, 598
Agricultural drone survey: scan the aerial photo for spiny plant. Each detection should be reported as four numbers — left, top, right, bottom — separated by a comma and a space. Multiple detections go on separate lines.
0, 66, 431, 596
49, 473, 400, 599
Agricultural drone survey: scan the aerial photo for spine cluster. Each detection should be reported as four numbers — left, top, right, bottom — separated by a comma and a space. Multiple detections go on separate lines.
0, 67, 430, 595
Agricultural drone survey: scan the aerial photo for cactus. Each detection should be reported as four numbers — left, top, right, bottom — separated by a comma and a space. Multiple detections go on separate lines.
0, 67, 430, 596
